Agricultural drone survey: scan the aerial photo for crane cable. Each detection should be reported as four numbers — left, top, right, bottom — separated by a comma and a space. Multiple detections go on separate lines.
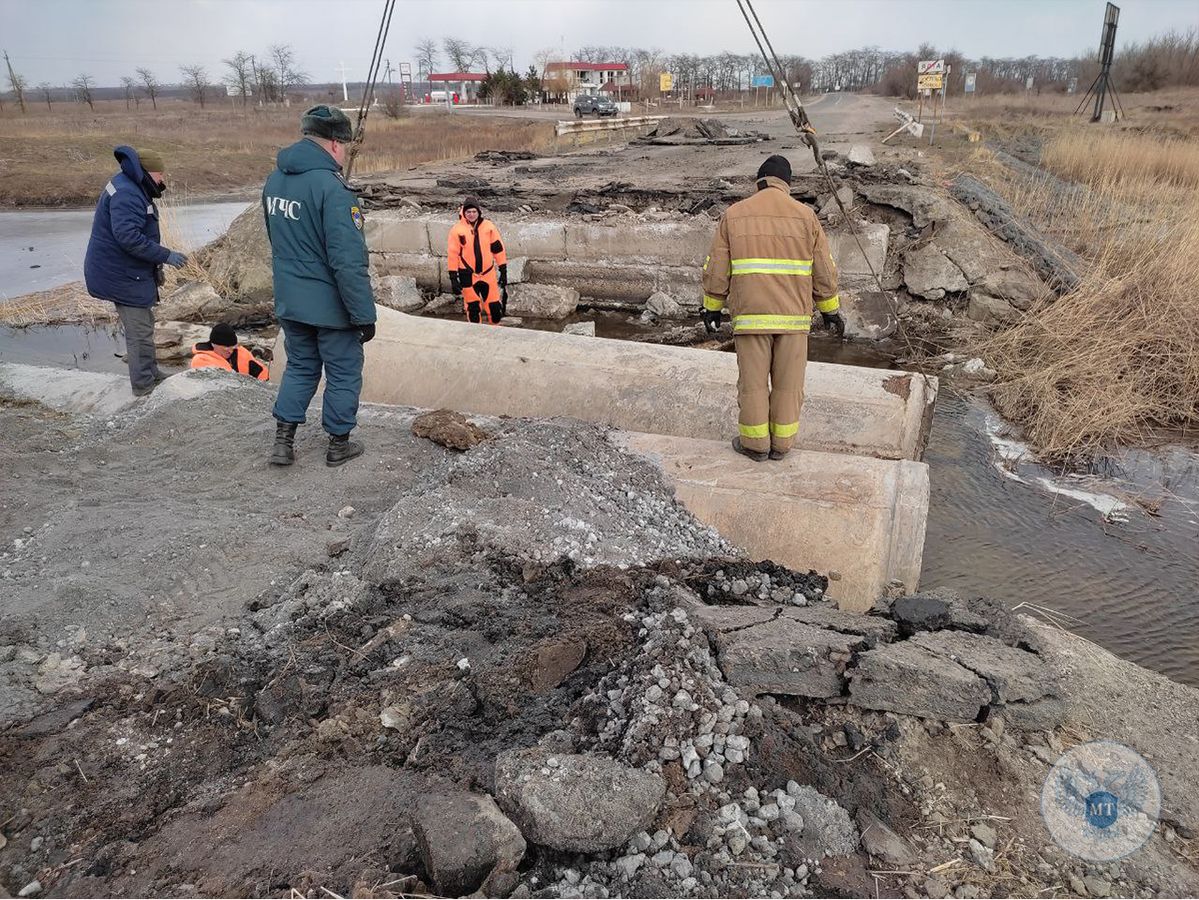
734, 0, 931, 379
344, 0, 398, 181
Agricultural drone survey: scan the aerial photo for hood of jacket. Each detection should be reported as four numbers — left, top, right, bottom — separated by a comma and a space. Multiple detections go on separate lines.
458, 208, 486, 228
114, 145, 163, 199
276, 138, 341, 176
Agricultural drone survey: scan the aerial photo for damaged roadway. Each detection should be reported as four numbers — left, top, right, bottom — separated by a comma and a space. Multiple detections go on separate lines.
2, 370, 1199, 898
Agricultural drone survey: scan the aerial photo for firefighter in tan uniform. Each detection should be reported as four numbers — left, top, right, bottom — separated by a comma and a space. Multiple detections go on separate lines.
701, 155, 845, 461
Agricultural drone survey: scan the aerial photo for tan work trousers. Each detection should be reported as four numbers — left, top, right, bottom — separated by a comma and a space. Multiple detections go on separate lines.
734, 332, 808, 455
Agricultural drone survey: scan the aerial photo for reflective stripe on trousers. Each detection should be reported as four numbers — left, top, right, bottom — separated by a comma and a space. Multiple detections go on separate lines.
734, 331, 809, 455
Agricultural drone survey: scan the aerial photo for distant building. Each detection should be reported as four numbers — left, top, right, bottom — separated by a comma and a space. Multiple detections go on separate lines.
428, 72, 486, 103
544, 62, 632, 101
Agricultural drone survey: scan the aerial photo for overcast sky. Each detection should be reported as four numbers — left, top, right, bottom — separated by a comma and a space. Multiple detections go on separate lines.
4, 0, 1196, 86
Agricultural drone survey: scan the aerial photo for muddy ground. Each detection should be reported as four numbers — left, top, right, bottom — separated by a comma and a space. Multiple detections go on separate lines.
2, 372, 1198, 899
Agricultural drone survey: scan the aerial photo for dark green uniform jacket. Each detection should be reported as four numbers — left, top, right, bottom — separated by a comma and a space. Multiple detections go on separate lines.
262, 138, 376, 329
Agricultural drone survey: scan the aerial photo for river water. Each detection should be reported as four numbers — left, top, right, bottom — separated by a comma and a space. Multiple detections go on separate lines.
0, 201, 249, 300
1, 253, 1196, 685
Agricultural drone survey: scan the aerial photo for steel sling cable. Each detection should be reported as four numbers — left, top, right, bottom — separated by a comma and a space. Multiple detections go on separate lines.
344, 0, 398, 181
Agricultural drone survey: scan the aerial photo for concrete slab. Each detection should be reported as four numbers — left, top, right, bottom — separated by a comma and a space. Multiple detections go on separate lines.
616, 432, 929, 609
372, 252, 443, 293
526, 259, 657, 303
0, 363, 135, 416
826, 223, 889, 277
714, 616, 860, 697
564, 221, 711, 266
365, 215, 430, 255
849, 642, 991, 722
311, 309, 937, 463
410, 215, 569, 261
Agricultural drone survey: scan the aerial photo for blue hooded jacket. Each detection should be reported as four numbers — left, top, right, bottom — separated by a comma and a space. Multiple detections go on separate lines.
83, 146, 171, 308
262, 138, 376, 329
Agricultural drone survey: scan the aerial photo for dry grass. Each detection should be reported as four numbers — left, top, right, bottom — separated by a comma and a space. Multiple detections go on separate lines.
0, 101, 553, 207
975, 125, 1199, 458
0, 282, 112, 327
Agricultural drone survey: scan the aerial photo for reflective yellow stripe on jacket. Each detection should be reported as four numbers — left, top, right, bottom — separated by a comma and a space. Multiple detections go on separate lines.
703, 294, 726, 311
732, 314, 812, 333
730, 257, 813, 277
815, 294, 841, 314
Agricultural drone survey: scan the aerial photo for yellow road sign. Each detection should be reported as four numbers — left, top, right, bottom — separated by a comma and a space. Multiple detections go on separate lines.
659, 73, 673, 92
918, 73, 944, 90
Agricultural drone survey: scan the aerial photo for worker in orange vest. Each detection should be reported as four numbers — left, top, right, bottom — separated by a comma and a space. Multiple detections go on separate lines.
447, 196, 509, 325
190, 322, 269, 381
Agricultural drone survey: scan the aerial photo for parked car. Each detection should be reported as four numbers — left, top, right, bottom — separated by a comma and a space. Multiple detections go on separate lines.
573, 94, 618, 117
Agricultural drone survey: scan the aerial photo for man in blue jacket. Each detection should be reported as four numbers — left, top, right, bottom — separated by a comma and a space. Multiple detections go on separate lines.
264, 106, 377, 468
83, 147, 189, 395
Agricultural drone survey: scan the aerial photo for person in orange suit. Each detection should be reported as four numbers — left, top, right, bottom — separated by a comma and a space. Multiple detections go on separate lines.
447, 196, 509, 325
189, 322, 269, 381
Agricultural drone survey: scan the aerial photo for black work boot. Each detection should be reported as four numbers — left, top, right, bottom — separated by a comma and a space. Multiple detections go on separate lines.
731, 437, 769, 463
269, 422, 298, 467
326, 433, 365, 468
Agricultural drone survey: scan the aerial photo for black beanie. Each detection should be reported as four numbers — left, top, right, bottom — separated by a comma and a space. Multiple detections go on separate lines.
756, 154, 793, 184
462, 195, 481, 213
301, 104, 353, 142
209, 322, 238, 347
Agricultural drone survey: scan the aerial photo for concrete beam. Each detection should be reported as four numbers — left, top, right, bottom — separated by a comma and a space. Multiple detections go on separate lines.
300, 309, 937, 462
615, 432, 929, 609
827, 223, 890, 276
564, 221, 711, 266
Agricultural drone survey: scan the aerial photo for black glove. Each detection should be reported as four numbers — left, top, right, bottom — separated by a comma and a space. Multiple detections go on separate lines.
501, 285, 509, 309
498, 263, 508, 289
458, 269, 473, 297
821, 311, 846, 338
358, 323, 376, 344
449, 270, 462, 298
701, 309, 723, 333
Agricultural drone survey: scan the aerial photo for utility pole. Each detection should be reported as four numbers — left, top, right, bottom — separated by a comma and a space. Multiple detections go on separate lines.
336, 61, 350, 103
4, 50, 26, 114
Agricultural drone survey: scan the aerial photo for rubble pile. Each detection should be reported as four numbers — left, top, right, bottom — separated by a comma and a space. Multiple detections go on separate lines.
635, 117, 766, 146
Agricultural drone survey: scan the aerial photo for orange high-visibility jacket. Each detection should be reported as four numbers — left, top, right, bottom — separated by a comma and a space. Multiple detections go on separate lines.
701, 175, 839, 335
447, 213, 508, 280
190, 343, 270, 381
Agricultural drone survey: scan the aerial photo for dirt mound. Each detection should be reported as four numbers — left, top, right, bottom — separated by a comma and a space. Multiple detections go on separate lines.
411, 408, 490, 451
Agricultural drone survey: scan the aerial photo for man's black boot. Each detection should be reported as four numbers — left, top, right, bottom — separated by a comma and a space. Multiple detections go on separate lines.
326, 432, 365, 468
270, 422, 297, 467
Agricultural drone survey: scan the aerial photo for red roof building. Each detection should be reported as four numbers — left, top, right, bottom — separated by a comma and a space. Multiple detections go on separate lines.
429, 72, 487, 82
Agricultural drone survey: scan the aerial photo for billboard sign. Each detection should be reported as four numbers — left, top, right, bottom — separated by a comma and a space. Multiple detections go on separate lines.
751, 74, 774, 88
918, 59, 945, 75
659, 72, 673, 92
964, 72, 977, 93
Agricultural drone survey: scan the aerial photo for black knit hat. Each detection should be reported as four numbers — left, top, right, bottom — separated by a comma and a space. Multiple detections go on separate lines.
209, 322, 238, 347
301, 104, 353, 142
756, 154, 793, 184
462, 195, 482, 213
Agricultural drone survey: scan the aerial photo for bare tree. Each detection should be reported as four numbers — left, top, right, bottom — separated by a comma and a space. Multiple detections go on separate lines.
414, 38, 439, 79
72, 73, 96, 111
37, 81, 52, 110
442, 37, 474, 72
120, 75, 138, 109
471, 45, 491, 73
137, 67, 160, 109
179, 64, 209, 107
251, 55, 279, 104
4, 51, 27, 113
223, 51, 253, 106
491, 46, 514, 72
270, 44, 307, 100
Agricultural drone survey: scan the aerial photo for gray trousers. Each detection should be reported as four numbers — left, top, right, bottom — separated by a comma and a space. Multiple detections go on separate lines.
116, 304, 162, 392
